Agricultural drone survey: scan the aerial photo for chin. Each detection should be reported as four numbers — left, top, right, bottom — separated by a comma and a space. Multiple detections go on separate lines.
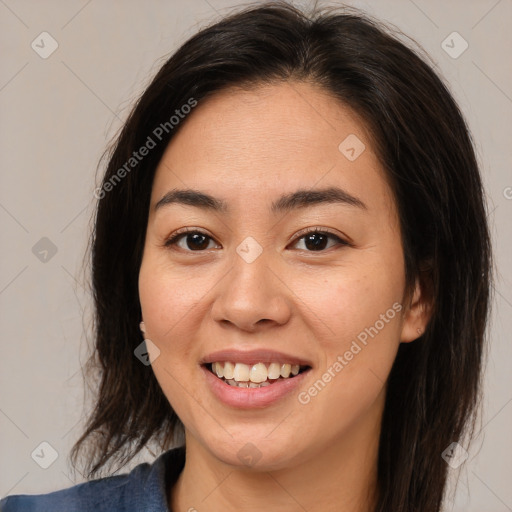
201, 430, 307, 472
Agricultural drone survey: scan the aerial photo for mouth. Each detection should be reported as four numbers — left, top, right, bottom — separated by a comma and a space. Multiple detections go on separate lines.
204, 361, 312, 388
200, 349, 313, 408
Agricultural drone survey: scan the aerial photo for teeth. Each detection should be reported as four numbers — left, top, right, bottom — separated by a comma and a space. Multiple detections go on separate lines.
233, 363, 250, 382
213, 362, 224, 378
227, 379, 271, 388
268, 362, 281, 379
250, 363, 268, 383
224, 362, 234, 380
210, 361, 307, 385
280, 364, 291, 378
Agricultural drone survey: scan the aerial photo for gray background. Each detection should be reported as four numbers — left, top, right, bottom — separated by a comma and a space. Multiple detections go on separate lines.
0, 0, 511, 510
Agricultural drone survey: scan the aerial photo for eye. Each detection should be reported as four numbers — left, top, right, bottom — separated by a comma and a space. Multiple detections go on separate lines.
290, 228, 349, 252
163, 227, 349, 253
164, 229, 219, 251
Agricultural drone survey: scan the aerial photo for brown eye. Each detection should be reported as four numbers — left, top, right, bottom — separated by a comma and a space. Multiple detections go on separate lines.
291, 229, 348, 252
165, 230, 218, 251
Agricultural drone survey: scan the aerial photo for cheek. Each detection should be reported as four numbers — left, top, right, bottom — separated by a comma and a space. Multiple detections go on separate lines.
294, 257, 404, 349
292, 253, 404, 420
138, 257, 214, 426
138, 254, 212, 345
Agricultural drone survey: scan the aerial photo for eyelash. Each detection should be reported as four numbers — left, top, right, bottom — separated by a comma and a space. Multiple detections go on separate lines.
163, 227, 350, 252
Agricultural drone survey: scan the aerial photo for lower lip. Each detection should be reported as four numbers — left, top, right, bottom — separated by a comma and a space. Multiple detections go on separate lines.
201, 365, 311, 409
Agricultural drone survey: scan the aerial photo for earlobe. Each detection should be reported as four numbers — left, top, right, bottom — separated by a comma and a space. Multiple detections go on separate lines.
400, 276, 432, 343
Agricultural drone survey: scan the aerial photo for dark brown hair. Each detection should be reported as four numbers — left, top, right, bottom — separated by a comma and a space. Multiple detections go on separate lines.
70, 2, 492, 511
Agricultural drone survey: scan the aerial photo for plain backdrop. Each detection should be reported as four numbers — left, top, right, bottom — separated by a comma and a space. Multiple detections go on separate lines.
0, 0, 511, 510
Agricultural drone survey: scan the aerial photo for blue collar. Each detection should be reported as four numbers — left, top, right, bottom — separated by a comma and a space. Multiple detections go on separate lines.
0, 446, 186, 512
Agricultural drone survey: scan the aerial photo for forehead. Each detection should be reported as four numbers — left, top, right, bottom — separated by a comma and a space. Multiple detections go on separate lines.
150, 81, 393, 217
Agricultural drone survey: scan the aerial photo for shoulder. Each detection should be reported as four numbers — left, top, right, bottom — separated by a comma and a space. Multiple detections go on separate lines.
0, 447, 185, 512
0, 471, 129, 512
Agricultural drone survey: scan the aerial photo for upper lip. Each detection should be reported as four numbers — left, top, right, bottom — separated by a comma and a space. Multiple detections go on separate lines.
201, 349, 313, 367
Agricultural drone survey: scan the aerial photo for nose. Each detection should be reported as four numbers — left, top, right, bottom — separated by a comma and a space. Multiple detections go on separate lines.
210, 246, 292, 332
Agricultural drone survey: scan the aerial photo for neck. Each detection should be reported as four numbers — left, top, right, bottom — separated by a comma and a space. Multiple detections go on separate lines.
170, 396, 383, 512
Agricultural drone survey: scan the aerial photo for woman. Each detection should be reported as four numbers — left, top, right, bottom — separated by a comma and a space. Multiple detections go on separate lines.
0, 2, 492, 511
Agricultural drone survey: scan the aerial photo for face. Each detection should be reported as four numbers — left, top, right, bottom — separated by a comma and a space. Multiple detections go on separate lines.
138, 81, 422, 471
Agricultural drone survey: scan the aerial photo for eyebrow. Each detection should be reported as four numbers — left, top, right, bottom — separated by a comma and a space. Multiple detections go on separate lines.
154, 186, 367, 214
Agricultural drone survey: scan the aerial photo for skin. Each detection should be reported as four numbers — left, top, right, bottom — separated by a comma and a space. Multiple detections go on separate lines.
138, 81, 430, 512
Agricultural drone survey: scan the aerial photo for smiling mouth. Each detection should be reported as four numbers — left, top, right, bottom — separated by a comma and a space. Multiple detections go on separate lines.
205, 361, 311, 388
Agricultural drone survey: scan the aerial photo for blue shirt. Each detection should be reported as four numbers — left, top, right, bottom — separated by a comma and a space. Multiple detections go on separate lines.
0, 446, 185, 512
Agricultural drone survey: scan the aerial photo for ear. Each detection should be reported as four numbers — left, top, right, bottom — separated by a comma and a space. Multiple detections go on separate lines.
400, 273, 433, 343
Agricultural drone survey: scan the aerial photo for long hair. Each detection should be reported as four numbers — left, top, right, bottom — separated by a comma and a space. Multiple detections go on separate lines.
70, 3, 493, 510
